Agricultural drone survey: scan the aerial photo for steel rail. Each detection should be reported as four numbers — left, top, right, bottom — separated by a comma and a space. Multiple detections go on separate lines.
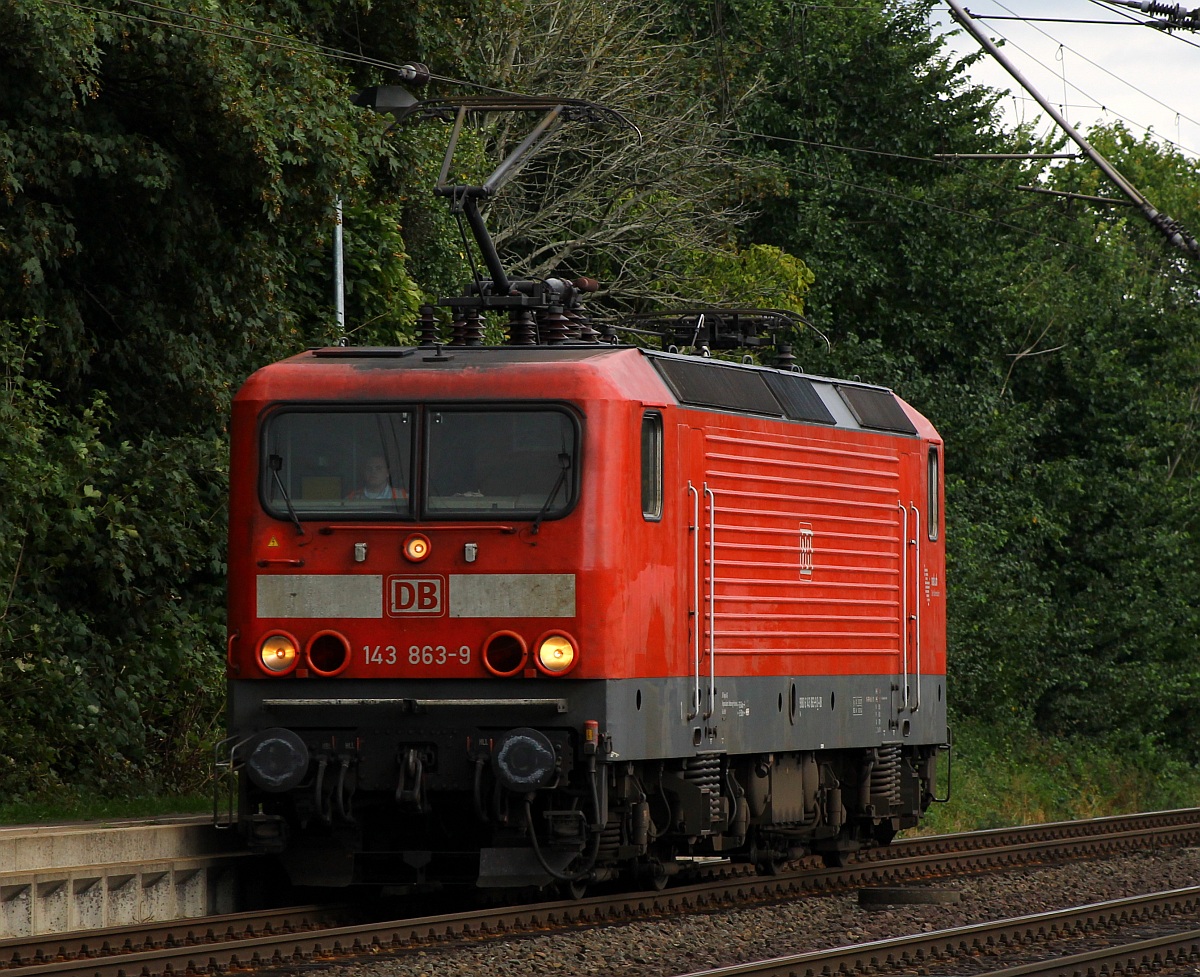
0, 906, 350, 970
4, 808, 1200, 977
979, 927, 1200, 977
871, 806, 1200, 859
669, 886, 1200, 977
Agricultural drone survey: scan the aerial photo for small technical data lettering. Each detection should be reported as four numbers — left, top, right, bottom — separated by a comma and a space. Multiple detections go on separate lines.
720, 691, 751, 717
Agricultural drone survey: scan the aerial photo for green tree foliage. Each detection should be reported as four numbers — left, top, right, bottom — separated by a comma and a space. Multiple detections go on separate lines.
686, 0, 1200, 757
0, 0, 427, 797
344, 0, 813, 312
997, 126, 1200, 748
4, 0, 1200, 803
0, 319, 224, 791
924, 129, 1200, 752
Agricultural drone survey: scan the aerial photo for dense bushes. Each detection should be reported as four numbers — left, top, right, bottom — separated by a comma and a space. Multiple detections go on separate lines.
0, 0, 414, 798
2, 0, 1198, 803
0, 321, 223, 793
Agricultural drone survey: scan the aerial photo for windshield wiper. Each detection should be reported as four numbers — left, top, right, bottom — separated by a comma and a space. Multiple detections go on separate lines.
269, 454, 305, 536
531, 452, 571, 535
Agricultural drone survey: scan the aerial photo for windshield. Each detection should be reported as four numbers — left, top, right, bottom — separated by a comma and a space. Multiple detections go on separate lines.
261, 407, 577, 521
426, 409, 576, 517
263, 410, 413, 517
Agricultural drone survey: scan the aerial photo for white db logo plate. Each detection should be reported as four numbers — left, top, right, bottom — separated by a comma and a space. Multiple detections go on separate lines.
388, 576, 444, 616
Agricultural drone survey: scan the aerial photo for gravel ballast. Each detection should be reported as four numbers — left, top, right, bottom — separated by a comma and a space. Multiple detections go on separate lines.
318, 849, 1200, 977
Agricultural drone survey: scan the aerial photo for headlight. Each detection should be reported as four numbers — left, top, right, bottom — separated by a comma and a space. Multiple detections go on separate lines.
403, 533, 431, 562
259, 633, 299, 675
535, 632, 578, 675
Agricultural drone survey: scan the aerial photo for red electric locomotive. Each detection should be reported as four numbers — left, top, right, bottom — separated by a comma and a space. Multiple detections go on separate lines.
222, 305, 948, 890
219, 91, 948, 891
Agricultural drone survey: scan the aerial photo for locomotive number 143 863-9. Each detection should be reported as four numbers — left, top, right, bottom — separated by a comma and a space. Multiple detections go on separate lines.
362, 644, 473, 667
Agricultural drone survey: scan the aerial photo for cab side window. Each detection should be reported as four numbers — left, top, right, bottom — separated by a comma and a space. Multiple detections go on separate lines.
641, 412, 663, 521
927, 446, 940, 541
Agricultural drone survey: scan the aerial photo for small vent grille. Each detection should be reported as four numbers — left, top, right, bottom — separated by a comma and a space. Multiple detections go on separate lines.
836, 385, 917, 435
762, 373, 835, 425
653, 358, 782, 416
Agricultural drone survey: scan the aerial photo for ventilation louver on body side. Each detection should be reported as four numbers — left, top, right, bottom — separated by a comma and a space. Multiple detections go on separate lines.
836, 385, 917, 435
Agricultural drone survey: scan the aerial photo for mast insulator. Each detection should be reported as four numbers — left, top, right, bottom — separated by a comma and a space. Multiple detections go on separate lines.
417, 305, 440, 346
539, 304, 570, 345
507, 307, 538, 345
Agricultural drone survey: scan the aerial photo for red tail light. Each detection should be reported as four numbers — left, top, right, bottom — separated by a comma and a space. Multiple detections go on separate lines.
307, 630, 351, 676
482, 631, 527, 677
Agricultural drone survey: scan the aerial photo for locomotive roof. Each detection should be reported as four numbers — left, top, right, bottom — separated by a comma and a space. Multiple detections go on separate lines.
245, 344, 933, 440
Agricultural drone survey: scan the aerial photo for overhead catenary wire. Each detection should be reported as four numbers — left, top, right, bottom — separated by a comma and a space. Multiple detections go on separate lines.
35, 0, 1174, 172
1091, 0, 1200, 32
966, 0, 1200, 48
933, 1, 1200, 163
945, 0, 1200, 258
32, 0, 1200, 282
967, 14, 1166, 22
1004, 2, 1200, 153
42, 0, 1199, 172
980, 0, 1200, 141
31, 1, 1016, 170
43, 0, 487, 89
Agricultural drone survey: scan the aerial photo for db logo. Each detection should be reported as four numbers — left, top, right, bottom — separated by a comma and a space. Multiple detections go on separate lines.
388, 576, 444, 616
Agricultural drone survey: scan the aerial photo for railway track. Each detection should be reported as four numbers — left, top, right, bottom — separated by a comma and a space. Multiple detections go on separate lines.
0, 905, 352, 972
4, 808, 1200, 977
673, 886, 1200, 977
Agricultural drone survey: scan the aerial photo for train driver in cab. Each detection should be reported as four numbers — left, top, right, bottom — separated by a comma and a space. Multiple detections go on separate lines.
346, 453, 407, 501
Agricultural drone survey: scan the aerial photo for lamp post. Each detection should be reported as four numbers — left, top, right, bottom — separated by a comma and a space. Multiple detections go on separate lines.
334, 196, 345, 342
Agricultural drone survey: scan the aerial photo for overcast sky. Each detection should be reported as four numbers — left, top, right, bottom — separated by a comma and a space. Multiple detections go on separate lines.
928, 0, 1200, 157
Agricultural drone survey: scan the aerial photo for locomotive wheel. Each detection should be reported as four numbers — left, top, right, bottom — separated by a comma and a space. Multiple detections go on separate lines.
641, 860, 670, 891
818, 835, 864, 867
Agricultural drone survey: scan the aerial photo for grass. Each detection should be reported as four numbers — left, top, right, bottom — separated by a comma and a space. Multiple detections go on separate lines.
919, 721, 1200, 835
0, 792, 210, 825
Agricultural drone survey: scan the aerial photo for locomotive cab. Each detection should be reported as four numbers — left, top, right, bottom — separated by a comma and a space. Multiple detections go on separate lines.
222, 343, 949, 890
